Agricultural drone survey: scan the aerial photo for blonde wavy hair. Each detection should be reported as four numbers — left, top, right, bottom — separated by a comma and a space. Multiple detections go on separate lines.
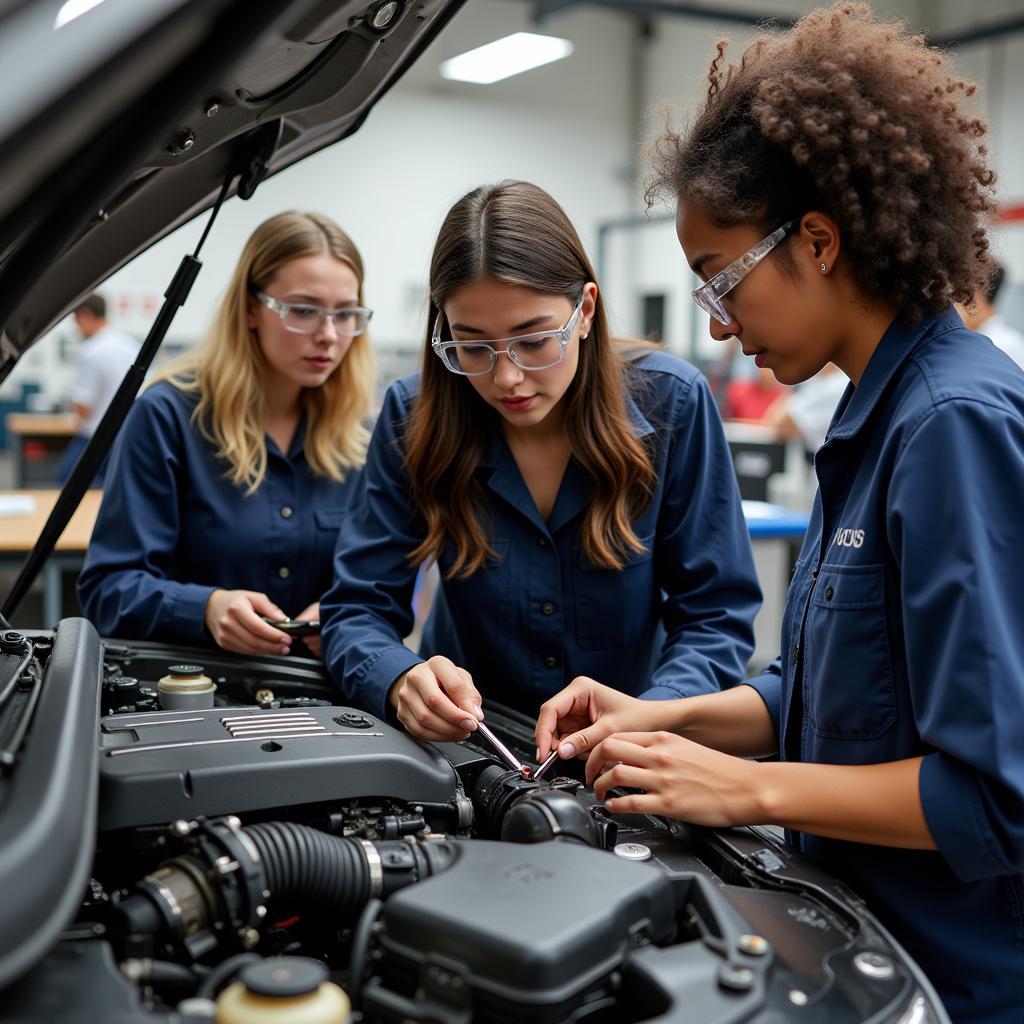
153, 211, 374, 492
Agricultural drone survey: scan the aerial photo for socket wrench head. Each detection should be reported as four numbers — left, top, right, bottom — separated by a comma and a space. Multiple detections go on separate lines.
533, 749, 560, 781
475, 721, 524, 772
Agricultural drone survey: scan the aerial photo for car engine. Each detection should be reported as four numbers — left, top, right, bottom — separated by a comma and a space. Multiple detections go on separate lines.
0, 621, 947, 1023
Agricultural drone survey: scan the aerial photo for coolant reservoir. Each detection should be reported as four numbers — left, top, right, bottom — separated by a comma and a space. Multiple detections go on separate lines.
157, 663, 216, 710
216, 957, 350, 1024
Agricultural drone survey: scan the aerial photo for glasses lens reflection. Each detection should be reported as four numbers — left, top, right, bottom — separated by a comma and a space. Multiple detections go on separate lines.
282, 306, 369, 335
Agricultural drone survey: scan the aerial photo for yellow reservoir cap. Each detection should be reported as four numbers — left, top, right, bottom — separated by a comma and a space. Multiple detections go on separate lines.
157, 663, 216, 710
215, 958, 349, 1024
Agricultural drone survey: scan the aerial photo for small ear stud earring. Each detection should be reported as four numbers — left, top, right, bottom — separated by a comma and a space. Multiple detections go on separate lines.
820, 262, 828, 272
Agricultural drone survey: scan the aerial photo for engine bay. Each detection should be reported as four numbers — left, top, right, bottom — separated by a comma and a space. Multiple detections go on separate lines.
0, 621, 943, 1022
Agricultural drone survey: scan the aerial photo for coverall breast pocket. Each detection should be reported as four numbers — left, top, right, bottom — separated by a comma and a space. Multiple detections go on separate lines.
804, 563, 896, 740
314, 507, 347, 564
574, 535, 655, 650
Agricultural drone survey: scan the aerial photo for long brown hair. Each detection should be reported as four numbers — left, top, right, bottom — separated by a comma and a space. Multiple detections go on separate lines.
405, 181, 656, 579
154, 211, 374, 492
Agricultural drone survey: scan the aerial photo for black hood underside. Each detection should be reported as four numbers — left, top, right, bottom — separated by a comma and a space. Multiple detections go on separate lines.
0, 0, 465, 384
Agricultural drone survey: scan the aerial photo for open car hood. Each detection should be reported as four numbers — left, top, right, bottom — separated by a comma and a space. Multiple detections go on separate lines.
0, 0, 465, 384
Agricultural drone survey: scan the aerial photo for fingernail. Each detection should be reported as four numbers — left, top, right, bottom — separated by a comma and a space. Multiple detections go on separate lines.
559, 742, 575, 758
474, 703, 484, 720
461, 718, 477, 732
534, 748, 541, 762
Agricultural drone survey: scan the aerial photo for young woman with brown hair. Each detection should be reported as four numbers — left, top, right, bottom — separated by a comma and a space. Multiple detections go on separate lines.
536, 6, 1024, 1020
321, 180, 761, 736
79, 211, 374, 656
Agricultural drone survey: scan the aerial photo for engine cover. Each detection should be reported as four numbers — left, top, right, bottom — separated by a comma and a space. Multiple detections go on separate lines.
98, 705, 458, 830
366, 839, 676, 1022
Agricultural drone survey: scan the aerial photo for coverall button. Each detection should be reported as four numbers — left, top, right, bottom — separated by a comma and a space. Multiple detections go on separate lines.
278, 566, 291, 579
541, 601, 555, 615
825, 585, 834, 601
543, 655, 558, 668
281, 505, 294, 518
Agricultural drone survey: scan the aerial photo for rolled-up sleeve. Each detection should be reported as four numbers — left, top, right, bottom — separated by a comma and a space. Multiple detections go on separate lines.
643, 374, 761, 699
321, 381, 424, 718
888, 398, 1024, 882
77, 390, 215, 642
743, 660, 783, 740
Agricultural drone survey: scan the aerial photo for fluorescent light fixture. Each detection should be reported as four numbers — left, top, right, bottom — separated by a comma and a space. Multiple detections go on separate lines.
441, 32, 574, 85
54, 0, 106, 30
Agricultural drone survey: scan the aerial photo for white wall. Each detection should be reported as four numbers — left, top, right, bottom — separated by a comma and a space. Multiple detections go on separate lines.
5, 0, 1024, 410
4, 1, 637, 406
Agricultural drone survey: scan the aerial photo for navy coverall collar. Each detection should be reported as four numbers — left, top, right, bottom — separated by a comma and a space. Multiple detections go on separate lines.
828, 307, 960, 443
476, 390, 655, 537
266, 409, 309, 463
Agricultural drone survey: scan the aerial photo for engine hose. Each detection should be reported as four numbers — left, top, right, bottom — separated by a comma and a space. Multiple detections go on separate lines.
243, 822, 371, 919
115, 821, 459, 958
196, 953, 260, 1000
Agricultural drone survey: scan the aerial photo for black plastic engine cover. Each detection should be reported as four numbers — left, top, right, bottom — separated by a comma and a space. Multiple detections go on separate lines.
98, 705, 458, 830
371, 839, 675, 1012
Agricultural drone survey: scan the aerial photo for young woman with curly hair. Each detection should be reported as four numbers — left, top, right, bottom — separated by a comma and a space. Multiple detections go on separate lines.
79, 211, 374, 657
321, 180, 761, 737
536, 6, 1024, 1020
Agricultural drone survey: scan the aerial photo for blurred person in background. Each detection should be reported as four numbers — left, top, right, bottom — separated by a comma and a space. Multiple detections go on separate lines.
56, 292, 140, 485
763, 362, 849, 454
959, 261, 1024, 370
78, 211, 374, 657
721, 364, 788, 423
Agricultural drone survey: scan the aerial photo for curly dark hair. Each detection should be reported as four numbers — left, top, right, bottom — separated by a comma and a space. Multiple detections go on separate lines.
645, 2, 997, 314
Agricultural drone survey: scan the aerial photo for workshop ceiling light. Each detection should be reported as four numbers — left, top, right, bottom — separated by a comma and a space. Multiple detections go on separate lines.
440, 32, 574, 84
54, 0, 106, 30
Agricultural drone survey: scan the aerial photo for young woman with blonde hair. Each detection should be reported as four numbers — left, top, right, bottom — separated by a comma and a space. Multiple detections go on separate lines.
79, 210, 374, 656
321, 180, 760, 737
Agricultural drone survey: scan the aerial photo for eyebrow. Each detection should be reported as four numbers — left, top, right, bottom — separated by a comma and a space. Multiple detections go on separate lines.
449, 314, 556, 335
284, 293, 359, 306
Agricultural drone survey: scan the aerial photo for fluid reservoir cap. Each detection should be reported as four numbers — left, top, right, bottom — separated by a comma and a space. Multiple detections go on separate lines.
614, 842, 652, 861
239, 957, 327, 998
0, 631, 28, 652
167, 664, 205, 677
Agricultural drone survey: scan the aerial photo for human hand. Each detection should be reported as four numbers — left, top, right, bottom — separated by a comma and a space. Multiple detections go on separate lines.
294, 601, 321, 657
389, 655, 484, 742
587, 731, 763, 827
534, 676, 672, 766
204, 589, 292, 656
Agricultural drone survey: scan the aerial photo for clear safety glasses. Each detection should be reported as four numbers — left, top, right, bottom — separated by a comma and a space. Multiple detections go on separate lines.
692, 220, 797, 326
253, 290, 373, 336
431, 294, 584, 377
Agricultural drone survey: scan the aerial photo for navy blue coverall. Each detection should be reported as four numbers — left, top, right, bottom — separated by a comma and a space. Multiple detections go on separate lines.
78, 381, 359, 643
747, 309, 1024, 1023
322, 349, 762, 720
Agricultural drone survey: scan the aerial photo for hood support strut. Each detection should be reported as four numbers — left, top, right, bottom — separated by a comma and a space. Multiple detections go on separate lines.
1, 122, 281, 624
